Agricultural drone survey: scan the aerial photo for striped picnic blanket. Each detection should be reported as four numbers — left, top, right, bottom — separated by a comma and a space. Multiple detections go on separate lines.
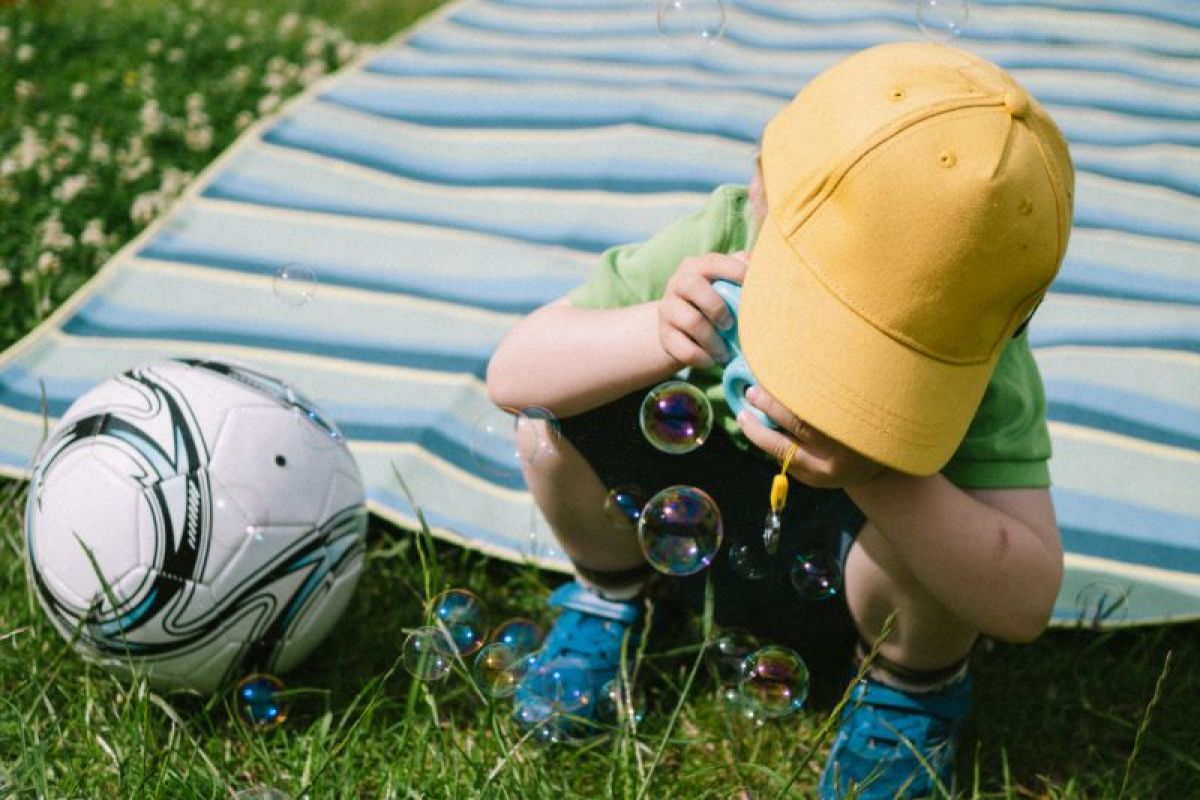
1, 0, 1197, 626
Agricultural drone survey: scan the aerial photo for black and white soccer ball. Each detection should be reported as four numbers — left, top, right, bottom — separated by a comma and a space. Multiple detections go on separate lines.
23, 359, 367, 693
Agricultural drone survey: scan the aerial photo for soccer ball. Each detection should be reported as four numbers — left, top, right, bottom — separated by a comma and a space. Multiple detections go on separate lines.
23, 359, 368, 693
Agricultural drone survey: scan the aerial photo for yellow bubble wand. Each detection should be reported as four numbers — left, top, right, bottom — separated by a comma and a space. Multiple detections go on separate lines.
763, 441, 799, 555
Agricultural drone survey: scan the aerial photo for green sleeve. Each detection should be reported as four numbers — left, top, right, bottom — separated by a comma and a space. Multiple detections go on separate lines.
942, 332, 1053, 489
568, 185, 752, 309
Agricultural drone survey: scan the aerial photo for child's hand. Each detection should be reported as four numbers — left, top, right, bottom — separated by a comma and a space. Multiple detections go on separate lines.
739, 385, 887, 489
658, 252, 749, 368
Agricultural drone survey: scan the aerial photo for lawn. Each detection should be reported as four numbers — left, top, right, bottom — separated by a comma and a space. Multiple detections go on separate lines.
1, 1, 1198, 797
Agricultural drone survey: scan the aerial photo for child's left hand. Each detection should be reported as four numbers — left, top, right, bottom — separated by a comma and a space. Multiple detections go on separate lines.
739, 385, 887, 489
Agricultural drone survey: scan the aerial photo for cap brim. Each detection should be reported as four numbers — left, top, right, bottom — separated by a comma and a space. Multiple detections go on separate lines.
739, 218, 999, 476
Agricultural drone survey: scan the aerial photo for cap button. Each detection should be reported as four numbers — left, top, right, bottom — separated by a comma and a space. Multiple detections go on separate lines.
1003, 89, 1028, 119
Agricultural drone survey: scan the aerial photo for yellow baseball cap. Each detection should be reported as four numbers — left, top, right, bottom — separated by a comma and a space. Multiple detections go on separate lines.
740, 42, 1074, 476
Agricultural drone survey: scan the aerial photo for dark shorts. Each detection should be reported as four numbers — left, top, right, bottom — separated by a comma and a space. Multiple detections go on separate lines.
557, 389, 866, 686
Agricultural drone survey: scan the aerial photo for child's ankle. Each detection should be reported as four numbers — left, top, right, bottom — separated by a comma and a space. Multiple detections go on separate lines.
572, 561, 654, 602
855, 640, 970, 694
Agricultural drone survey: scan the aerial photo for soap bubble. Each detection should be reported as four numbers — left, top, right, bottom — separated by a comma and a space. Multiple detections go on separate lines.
402, 626, 454, 681
637, 485, 723, 576
707, 628, 761, 684
429, 589, 486, 657
234, 674, 288, 730
598, 677, 645, 724
490, 617, 544, 657
471, 406, 561, 478
657, 0, 727, 49
728, 538, 768, 581
272, 263, 317, 306
472, 642, 532, 698
639, 380, 713, 455
233, 789, 291, 800
790, 550, 843, 601
738, 646, 809, 720
513, 656, 595, 736
604, 484, 649, 528
1074, 580, 1130, 628
915, 0, 969, 41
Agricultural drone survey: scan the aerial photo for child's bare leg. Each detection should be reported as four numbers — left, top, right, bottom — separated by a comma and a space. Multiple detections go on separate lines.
521, 423, 645, 573
844, 522, 978, 671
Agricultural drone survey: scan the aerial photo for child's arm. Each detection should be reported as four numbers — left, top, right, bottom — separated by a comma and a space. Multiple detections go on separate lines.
741, 386, 1063, 644
486, 252, 747, 417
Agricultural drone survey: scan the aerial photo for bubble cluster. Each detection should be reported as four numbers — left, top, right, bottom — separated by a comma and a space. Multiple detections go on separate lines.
491, 617, 544, 657
402, 626, 455, 682
234, 674, 288, 730
1074, 579, 1130, 628
738, 645, 809, 720
915, 0, 969, 41
513, 656, 595, 740
656, 0, 727, 49
790, 550, 842, 601
272, 263, 317, 306
604, 484, 649, 529
637, 485, 723, 576
708, 628, 761, 684
638, 380, 713, 455
471, 406, 561, 478
429, 589, 486, 657
598, 677, 645, 724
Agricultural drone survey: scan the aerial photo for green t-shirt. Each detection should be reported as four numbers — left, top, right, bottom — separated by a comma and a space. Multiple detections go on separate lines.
568, 185, 1052, 489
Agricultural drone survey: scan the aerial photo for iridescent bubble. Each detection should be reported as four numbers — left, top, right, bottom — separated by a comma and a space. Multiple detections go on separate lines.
915, 0, 969, 41
470, 405, 562, 478
429, 589, 486, 657
657, 0, 727, 49
598, 677, 645, 724
402, 626, 454, 681
472, 642, 530, 698
513, 656, 595, 735
728, 538, 768, 581
722, 684, 764, 724
637, 485, 723, 576
491, 617, 544, 657
272, 263, 317, 306
1074, 580, 1130, 628
234, 674, 288, 730
738, 645, 809, 720
790, 550, 843, 601
233, 789, 291, 800
638, 380, 713, 455
604, 484, 649, 528
707, 628, 760, 684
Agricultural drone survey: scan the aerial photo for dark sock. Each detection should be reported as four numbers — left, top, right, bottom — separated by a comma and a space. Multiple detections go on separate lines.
572, 561, 655, 602
855, 639, 969, 694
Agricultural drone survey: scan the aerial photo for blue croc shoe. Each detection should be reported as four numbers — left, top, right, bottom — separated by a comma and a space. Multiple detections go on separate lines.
819, 673, 972, 799
513, 580, 643, 742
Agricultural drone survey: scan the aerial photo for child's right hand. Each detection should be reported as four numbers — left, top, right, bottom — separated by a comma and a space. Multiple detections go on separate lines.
657, 251, 749, 369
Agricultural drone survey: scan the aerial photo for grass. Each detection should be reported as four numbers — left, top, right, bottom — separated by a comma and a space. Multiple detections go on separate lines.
1, 0, 1198, 797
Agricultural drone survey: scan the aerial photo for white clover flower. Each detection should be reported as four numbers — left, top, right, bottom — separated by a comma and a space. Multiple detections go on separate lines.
81, 218, 107, 248
20, 269, 38, 286
246, 10, 262, 27
39, 296, 51, 315
16, 43, 34, 63
37, 252, 62, 275
139, 99, 165, 136
71, 82, 89, 101
121, 157, 153, 183
184, 20, 201, 40
303, 36, 325, 60
146, 38, 163, 57
225, 34, 244, 51
257, 94, 281, 116
159, 167, 193, 196
0, 159, 14, 178
41, 217, 75, 251
234, 110, 255, 130
278, 12, 300, 36
53, 130, 82, 156
263, 69, 289, 92
0, 268, 12, 290
167, 47, 185, 64
52, 174, 89, 203
14, 80, 34, 101
227, 64, 252, 89
17, 128, 46, 170
0, 26, 10, 49
300, 59, 327, 85
185, 126, 213, 152
89, 135, 112, 165
131, 191, 165, 225
186, 92, 205, 115
336, 41, 357, 64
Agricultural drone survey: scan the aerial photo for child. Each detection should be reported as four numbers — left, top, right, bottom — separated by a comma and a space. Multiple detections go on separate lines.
486, 42, 1073, 798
